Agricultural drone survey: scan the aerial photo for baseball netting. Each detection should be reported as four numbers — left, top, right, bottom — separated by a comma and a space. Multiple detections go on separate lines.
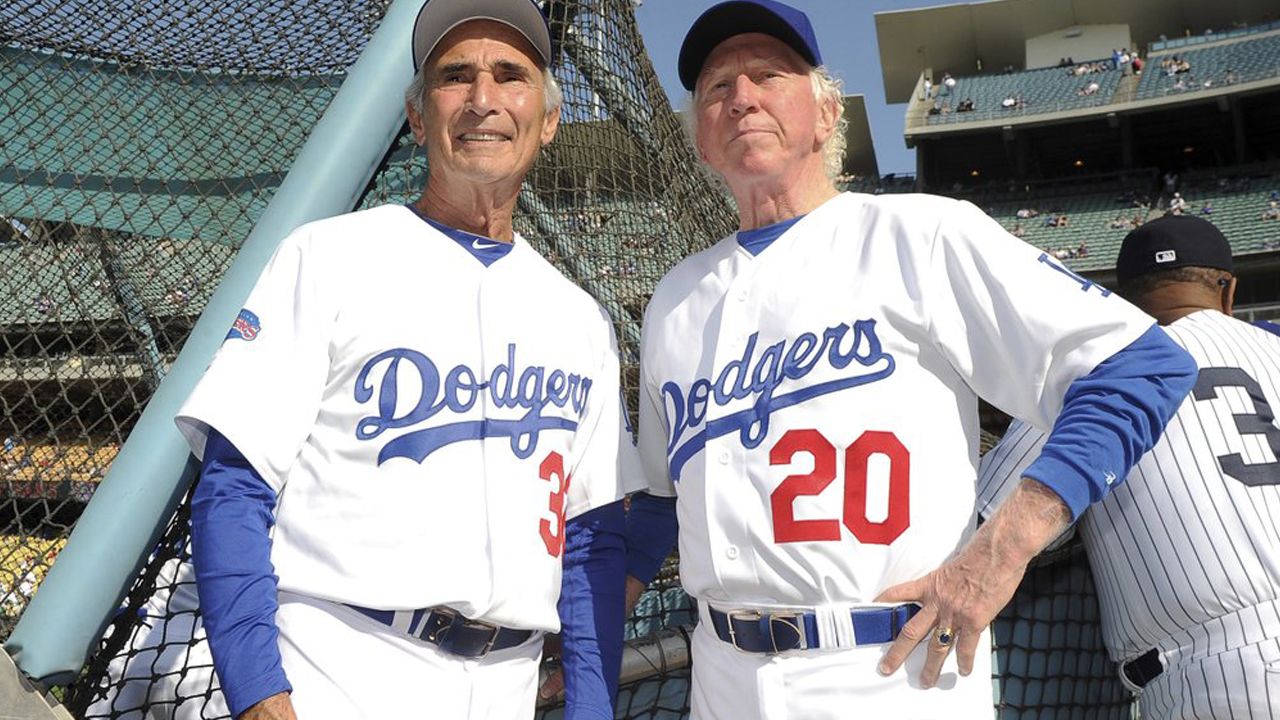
0, 1, 1131, 717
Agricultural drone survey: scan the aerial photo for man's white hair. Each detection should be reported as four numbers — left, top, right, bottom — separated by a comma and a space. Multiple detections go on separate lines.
685, 65, 848, 180
404, 64, 563, 117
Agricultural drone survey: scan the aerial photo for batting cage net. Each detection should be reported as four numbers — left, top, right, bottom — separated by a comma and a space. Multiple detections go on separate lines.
0, 1, 1131, 717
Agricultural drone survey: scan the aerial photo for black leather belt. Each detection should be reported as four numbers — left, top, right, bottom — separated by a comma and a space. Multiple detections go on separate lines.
347, 605, 535, 659
1122, 648, 1163, 689
708, 604, 920, 654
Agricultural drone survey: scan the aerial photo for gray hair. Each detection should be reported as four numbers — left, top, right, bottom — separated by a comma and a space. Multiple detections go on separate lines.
684, 65, 848, 180
404, 65, 563, 117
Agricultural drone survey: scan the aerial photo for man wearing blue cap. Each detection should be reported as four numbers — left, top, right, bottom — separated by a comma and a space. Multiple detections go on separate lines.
169, 1, 639, 719
628, 1, 1197, 716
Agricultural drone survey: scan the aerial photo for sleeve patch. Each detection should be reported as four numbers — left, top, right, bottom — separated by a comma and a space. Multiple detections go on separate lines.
226, 309, 261, 342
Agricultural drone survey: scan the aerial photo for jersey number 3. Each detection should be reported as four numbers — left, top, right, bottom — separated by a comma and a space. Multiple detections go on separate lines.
539, 452, 572, 557
769, 429, 910, 544
1193, 367, 1280, 486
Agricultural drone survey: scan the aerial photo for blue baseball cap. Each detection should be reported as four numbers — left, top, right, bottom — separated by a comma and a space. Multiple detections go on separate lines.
678, 0, 822, 91
411, 0, 551, 72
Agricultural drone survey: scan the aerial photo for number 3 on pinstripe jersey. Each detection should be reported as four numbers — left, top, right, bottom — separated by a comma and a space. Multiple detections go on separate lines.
769, 429, 910, 544
1193, 367, 1280, 487
539, 451, 571, 557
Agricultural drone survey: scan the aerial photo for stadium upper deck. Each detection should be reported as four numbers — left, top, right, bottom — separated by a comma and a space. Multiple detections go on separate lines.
877, 0, 1280, 140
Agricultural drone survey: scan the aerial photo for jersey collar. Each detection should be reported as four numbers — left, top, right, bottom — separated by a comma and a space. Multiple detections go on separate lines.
404, 204, 515, 267
736, 214, 805, 257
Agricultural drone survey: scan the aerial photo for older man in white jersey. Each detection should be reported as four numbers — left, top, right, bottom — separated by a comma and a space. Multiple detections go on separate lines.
625, 1, 1198, 718
980, 214, 1280, 719
161, 1, 639, 719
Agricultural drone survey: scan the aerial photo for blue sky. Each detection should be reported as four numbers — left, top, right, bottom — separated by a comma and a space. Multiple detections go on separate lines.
635, 0, 931, 177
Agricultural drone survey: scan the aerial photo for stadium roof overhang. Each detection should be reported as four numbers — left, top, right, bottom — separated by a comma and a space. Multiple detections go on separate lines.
875, 0, 1280, 104
841, 95, 880, 179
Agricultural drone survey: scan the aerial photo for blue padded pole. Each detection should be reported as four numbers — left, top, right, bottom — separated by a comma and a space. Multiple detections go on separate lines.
5, 0, 421, 685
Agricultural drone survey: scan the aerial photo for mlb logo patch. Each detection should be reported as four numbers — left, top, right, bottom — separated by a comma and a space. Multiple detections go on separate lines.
226, 309, 261, 341
1155, 250, 1177, 263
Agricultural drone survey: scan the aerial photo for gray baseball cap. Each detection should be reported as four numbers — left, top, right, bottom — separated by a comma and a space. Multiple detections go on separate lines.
411, 0, 552, 72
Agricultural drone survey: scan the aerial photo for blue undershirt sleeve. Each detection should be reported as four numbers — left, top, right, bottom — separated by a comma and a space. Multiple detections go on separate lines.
624, 492, 678, 584
558, 500, 627, 720
190, 429, 290, 718
1023, 324, 1197, 520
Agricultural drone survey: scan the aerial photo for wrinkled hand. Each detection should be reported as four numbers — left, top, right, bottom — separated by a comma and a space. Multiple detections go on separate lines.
240, 692, 296, 720
874, 479, 1071, 688
873, 539, 1029, 688
537, 575, 649, 703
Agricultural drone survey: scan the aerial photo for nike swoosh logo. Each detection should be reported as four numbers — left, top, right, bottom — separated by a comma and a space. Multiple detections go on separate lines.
472, 240, 498, 250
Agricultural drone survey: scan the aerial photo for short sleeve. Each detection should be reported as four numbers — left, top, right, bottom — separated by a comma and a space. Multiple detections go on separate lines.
175, 231, 335, 491
924, 199, 1156, 430
563, 310, 632, 520
636, 308, 677, 498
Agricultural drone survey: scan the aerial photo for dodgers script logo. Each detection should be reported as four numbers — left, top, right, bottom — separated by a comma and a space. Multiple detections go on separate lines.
226, 309, 260, 341
354, 344, 592, 465
663, 319, 894, 480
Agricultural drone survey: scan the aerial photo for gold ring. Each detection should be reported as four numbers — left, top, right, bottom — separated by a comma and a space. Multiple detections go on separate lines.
935, 626, 955, 647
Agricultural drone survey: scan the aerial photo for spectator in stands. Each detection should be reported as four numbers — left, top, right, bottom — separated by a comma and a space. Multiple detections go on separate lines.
1164, 171, 1179, 194
1111, 49, 1122, 68
942, 72, 956, 95
1263, 201, 1280, 222
1110, 215, 1131, 230
1016, 207, 1039, 219
1057, 214, 1070, 228
1010, 223, 1027, 238
940, 101, 951, 115
1225, 68, 1238, 85
33, 294, 56, 316
1119, 49, 1131, 71
922, 77, 932, 100
1001, 95, 1017, 109
1079, 80, 1100, 96
1200, 201, 1214, 215
957, 97, 975, 113
1169, 193, 1187, 215
1132, 54, 1144, 75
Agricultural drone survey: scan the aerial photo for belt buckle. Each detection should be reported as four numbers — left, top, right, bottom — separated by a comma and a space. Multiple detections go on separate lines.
425, 606, 457, 644
767, 610, 807, 653
455, 617, 502, 659
725, 609, 762, 652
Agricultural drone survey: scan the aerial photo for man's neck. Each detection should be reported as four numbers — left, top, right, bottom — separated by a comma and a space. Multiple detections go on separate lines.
415, 178, 520, 242
728, 168, 839, 231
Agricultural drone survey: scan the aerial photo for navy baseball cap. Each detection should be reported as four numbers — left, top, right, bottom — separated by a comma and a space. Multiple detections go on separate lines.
411, 0, 551, 72
1115, 214, 1234, 286
678, 0, 822, 91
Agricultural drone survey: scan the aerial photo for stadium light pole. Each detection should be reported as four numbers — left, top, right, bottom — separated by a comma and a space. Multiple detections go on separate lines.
5, 0, 423, 686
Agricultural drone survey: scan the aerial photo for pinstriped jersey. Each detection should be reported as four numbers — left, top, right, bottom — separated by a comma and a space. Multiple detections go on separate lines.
979, 310, 1280, 662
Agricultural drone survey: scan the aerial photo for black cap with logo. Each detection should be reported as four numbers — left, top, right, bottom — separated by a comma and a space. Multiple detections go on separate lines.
1114, 214, 1234, 287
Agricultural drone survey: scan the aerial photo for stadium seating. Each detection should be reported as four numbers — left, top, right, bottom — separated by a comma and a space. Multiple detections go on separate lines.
976, 171, 1280, 273
1166, 177, 1280, 253
983, 191, 1154, 272
924, 61, 1123, 126
1138, 30, 1280, 99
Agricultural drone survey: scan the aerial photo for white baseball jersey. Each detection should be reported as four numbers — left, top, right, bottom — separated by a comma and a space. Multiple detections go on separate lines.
979, 310, 1280, 719
176, 204, 638, 633
636, 192, 1153, 714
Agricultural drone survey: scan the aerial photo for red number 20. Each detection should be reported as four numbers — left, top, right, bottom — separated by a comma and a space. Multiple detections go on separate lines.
539, 451, 572, 557
769, 429, 910, 545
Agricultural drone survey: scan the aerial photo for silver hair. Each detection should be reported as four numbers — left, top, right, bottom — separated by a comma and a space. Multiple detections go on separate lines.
684, 64, 848, 180
403, 64, 562, 117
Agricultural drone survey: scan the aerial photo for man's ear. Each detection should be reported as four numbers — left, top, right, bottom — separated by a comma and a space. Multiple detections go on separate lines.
1222, 275, 1237, 316
407, 98, 428, 147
